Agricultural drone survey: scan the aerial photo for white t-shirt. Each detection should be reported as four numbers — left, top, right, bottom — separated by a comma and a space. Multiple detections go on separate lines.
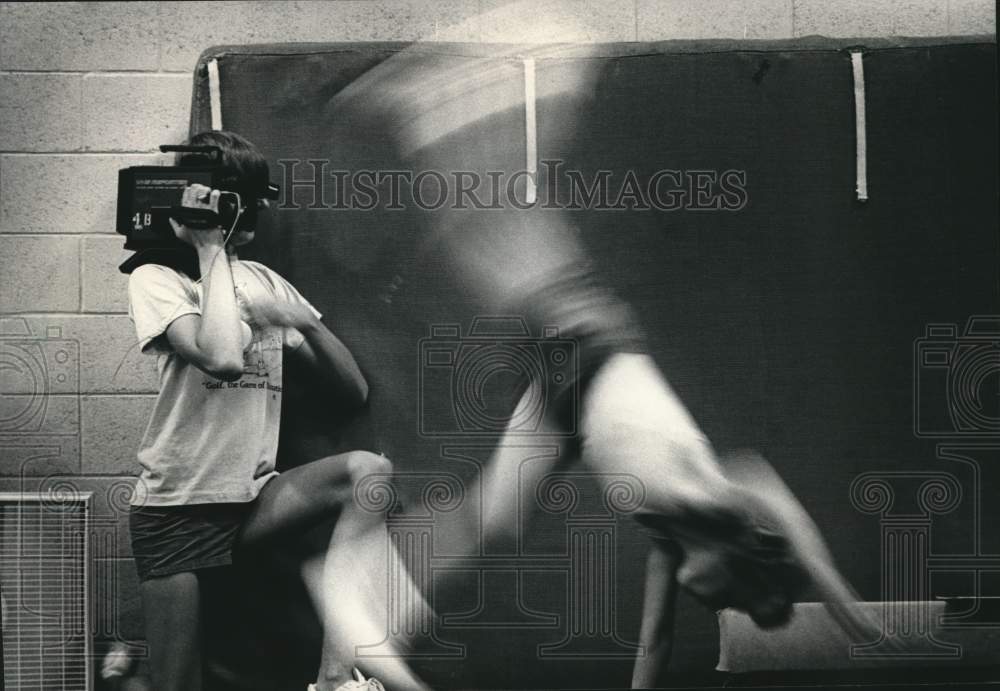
127, 256, 320, 506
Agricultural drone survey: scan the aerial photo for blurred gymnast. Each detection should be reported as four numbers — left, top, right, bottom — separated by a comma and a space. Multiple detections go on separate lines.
320, 3, 879, 687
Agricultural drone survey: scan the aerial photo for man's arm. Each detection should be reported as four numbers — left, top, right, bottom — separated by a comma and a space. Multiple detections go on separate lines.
291, 316, 369, 408
163, 186, 245, 381
247, 299, 368, 408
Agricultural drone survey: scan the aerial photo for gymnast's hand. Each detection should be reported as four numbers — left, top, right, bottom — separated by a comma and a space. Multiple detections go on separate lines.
245, 298, 318, 331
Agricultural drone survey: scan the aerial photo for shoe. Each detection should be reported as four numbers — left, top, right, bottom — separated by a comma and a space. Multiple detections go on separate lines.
100, 642, 133, 680
308, 668, 386, 691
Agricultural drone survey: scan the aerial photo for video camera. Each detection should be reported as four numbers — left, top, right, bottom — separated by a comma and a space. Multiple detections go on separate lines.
115, 144, 280, 275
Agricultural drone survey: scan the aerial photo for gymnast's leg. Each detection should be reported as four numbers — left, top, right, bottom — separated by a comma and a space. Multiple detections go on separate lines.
443, 387, 688, 687
237, 452, 430, 691
326, 1, 873, 648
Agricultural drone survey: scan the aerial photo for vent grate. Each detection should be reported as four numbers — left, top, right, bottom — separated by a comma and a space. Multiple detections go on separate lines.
0, 492, 91, 691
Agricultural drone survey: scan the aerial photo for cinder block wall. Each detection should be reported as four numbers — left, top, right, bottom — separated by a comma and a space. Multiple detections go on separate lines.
0, 0, 994, 657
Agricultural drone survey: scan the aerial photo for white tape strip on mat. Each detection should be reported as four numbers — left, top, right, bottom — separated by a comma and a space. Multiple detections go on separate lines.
851, 51, 868, 202
208, 58, 223, 131
523, 57, 537, 205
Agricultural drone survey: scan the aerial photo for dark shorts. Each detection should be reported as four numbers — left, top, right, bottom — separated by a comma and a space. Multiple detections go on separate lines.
129, 502, 255, 581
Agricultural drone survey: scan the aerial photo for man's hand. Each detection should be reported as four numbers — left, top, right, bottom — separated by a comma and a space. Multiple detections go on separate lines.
169, 183, 225, 249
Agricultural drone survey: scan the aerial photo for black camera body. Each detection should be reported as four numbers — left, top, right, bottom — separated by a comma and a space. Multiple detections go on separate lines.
116, 144, 279, 275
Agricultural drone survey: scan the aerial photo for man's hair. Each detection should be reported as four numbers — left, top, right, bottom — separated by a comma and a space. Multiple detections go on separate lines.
179, 130, 271, 203
131, 130, 270, 279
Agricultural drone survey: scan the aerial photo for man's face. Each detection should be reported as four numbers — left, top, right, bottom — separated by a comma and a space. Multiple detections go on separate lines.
229, 199, 269, 246
230, 228, 255, 246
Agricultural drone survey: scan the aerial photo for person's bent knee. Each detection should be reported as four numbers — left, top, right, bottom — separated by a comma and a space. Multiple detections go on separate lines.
346, 450, 393, 481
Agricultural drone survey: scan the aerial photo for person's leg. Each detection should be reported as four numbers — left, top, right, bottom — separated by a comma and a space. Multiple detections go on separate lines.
298, 556, 355, 689
448, 391, 690, 688
238, 453, 358, 548
138, 572, 202, 691
237, 451, 429, 691
306, 453, 430, 691
442, 387, 567, 557
458, 386, 693, 686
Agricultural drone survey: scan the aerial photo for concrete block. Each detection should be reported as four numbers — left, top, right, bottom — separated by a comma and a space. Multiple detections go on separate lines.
639, 0, 793, 40
1, 153, 170, 235
159, 1, 290, 72
949, 0, 996, 34
0, 74, 83, 152
158, 1, 376, 72
83, 236, 131, 313
0, 315, 83, 474
0, 2, 159, 71
368, 0, 483, 41
793, 0, 947, 37
0, 313, 158, 476
0, 418, 81, 477
743, 0, 795, 39
81, 394, 155, 475
0, 235, 80, 311
82, 74, 192, 152
159, 1, 485, 70
480, 0, 636, 42
0, 314, 158, 394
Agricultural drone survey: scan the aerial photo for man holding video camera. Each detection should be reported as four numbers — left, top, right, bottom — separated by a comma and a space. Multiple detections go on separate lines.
124, 131, 426, 691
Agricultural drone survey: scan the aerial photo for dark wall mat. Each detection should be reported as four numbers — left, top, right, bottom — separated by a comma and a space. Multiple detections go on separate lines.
185, 40, 997, 688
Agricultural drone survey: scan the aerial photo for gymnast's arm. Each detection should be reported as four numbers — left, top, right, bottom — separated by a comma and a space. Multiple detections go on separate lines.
631, 540, 681, 689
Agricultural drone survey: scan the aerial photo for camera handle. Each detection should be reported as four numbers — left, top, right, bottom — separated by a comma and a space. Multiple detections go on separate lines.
167, 206, 219, 229
168, 191, 242, 231
159, 144, 222, 160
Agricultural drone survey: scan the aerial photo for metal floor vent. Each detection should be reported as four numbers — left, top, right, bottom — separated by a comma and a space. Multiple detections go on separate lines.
1, 492, 91, 691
